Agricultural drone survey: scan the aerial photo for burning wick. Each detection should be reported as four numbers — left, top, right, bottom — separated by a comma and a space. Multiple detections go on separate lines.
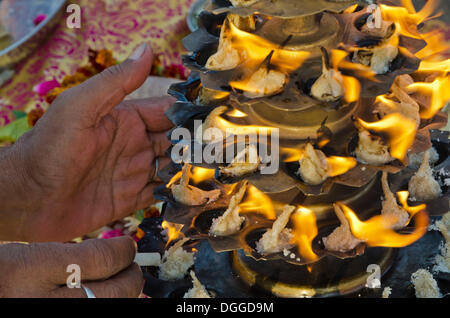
227, 109, 248, 118
291, 206, 319, 262
161, 221, 184, 247
357, 113, 417, 163
336, 202, 429, 248
238, 184, 276, 220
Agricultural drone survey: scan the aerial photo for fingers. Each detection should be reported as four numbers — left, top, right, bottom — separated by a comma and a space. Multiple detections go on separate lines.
0, 241, 142, 298
135, 155, 170, 209
149, 131, 172, 157
135, 182, 162, 210
53, 43, 154, 126
50, 263, 143, 298
42, 236, 137, 284
83, 262, 144, 298
126, 96, 176, 132
148, 156, 171, 183
158, 156, 171, 169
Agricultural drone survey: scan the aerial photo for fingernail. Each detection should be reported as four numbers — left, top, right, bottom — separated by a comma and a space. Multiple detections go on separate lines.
129, 43, 148, 61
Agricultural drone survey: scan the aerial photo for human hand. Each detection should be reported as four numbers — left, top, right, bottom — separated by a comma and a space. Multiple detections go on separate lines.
0, 43, 174, 242
0, 236, 143, 298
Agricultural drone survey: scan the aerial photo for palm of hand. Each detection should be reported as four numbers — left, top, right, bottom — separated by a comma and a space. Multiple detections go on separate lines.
0, 44, 175, 242
19, 102, 162, 241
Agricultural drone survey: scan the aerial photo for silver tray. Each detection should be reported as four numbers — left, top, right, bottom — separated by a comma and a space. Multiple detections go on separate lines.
187, 0, 207, 32
0, 0, 67, 68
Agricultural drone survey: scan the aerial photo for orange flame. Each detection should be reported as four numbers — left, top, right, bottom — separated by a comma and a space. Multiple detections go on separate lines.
357, 113, 417, 161
376, 94, 397, 109
407, 75, 450, 119
417, 60, 450, 74
226, 20, 311, 72
326, 156, 357, 177
371, 0, 449, 95
317, 138, 330, 148
136, 227, 145, 240
227, 109, 248, 118
400, 3, 450, 110
415, 32, 450, 75
214, 115, 274, 135
280, 147, 305, 163
166, 165, 216, 188
343, 4, 358, 14
341, 76, 361, 104
353, 1, 449, 123
415, 32, 450, 61
408, 29, 450, 121
329, 49, 376, 103
379, 0, 439, 40
226, 183, 239, 195
396, 191, 426, 224
211, 90, 231, 100
379, 0, 450, 74
238, 184, 276, 220
291, 206, 319, 262
190, 166, 216, 184
226, 19, 310, 94
331, 49, 376, 80
281, 147, 356, 176
337, 203, 428, 248
166, 171, 183, 188
161, 221, 184, 247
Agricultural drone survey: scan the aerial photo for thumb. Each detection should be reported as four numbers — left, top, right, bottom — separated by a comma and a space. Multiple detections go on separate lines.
55, 43, 153, 125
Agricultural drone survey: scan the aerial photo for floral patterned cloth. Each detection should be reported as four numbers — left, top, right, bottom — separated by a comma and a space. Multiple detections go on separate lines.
0, 0, 193, 127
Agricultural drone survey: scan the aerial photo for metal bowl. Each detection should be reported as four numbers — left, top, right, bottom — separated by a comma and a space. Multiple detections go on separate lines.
187, 0, 208, 32
0, 0, 67, 68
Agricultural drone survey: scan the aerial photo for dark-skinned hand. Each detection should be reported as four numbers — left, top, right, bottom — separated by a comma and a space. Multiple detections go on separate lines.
0, 43, 174, 242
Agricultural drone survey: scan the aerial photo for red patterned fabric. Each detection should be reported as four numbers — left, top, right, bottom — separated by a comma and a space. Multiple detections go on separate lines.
0, 0, 193, 127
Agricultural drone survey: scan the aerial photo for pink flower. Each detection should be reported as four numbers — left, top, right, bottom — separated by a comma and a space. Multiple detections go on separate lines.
33, 79, 60, 96
34, 14, 47, 26
100, 229, 124, 239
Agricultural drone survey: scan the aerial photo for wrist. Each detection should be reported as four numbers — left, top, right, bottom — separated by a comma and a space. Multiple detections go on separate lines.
0, 141, 38, 241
